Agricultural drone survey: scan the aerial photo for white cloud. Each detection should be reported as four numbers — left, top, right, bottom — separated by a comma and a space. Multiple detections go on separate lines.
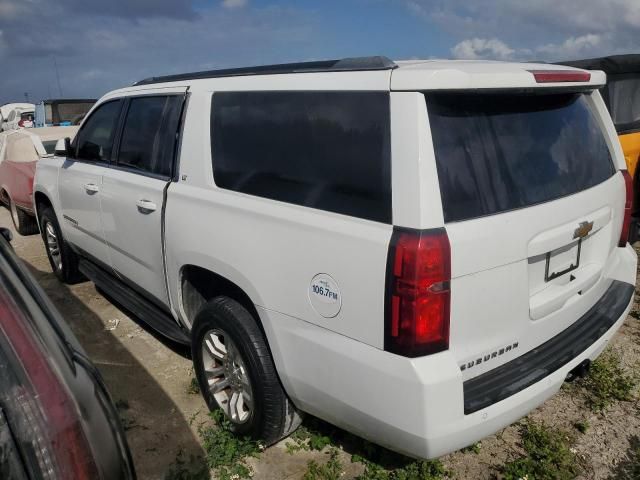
451, 33, 606, 62
408, 0, 640, 60
222, 0, 248, 9
451, 38, 515, 60
536, 34, 603, 59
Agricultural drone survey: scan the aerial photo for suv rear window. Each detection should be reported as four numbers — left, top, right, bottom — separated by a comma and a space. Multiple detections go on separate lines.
211, 91, 391, 223
427, 92, 616, 223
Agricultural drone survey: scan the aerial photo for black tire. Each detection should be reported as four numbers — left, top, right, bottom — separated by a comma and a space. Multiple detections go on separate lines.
192, 297, 302, 444
9, 197, 39, 236
38, 206, 84, 283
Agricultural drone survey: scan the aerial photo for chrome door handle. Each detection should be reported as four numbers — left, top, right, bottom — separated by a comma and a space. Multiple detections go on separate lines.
136, 199, 157, 213
83, 183, 99, 194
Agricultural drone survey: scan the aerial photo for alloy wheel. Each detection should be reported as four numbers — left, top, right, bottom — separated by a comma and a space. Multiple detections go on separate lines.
201, 329, 254, 424
44, 221, 62, 272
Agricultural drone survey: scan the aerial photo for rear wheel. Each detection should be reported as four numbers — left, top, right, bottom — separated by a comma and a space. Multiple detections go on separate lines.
192, 297, 302, 444
9, 196, 38, 236
38, 206, 84, 283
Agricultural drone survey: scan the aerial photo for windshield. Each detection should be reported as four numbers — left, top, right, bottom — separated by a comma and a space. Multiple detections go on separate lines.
427, 92, 615, 223
605, 73, 640, 133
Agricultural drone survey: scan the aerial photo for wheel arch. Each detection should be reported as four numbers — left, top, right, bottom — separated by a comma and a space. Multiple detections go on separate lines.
179, 264, 264, 334
33, 190, 53, 223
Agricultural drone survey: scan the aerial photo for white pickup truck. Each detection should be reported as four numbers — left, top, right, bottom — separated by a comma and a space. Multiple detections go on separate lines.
33, 57, 637, 459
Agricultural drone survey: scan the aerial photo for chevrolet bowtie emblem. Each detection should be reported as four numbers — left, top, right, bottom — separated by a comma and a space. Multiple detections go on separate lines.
573, 221, 594, 239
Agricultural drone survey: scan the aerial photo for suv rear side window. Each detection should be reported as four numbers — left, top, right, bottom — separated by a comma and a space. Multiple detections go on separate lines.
427, 92, 616, 223
211, 91, 391, 223
75, 100, 122, 162
118, 95, 183, 177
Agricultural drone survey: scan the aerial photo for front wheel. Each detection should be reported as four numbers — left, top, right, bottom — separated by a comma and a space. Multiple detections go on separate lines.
192, 297, 302, 444
38, 206, 84, 283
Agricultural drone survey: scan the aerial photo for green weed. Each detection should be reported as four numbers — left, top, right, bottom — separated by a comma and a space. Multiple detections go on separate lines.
197, 410, 261, 480
579, 351, 637, 411
186, 377, 201, 395
573, 420, 590, 434
286, 415, 447, 479
500, 421, 581, 480
303, 448, 344, 480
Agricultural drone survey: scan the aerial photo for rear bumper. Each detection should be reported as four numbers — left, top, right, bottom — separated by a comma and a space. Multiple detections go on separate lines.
259, 245, 637, 460
463, 279, 634, 414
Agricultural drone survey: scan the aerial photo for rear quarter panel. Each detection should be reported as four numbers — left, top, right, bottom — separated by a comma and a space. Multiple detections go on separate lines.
0, 160, 36, 210
164, 88, 392, 349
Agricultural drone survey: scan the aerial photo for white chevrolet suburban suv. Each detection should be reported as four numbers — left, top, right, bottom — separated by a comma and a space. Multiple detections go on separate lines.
33, 57, 637, 459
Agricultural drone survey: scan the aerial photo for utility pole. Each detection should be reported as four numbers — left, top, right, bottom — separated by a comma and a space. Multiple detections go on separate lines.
53, 56, 63, 97
24, 92, 29, 103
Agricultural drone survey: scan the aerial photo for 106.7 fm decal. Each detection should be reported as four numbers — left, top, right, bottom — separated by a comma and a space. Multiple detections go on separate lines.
308, 273, 342, 318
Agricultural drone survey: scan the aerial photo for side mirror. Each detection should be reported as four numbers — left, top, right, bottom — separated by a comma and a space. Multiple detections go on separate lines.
54, 137, 72, 157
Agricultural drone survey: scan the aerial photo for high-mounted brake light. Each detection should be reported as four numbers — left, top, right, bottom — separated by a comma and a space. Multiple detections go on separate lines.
0, 287, 99, 479
385, 228, 451, 357
528, 70, 591, 83
619, 170, 633, 247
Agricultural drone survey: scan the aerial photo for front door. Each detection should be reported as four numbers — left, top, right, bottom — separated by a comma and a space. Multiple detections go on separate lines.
58, 99, 122, 264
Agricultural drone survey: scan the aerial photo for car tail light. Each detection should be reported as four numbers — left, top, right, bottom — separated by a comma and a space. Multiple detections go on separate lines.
385, 227, 451, 357
619, 170, 633, 247
528, 70, 591, 83
0, 287, 99, 479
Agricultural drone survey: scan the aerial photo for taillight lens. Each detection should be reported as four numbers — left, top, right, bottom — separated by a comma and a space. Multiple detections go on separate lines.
528, 70, 591, 83
0, 287, 99, 479
619, 170, 633, 247
385, 228, 451, 357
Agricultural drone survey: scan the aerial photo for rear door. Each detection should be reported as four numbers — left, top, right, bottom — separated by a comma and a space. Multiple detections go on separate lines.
100, 92, 185, 308
58, 99, 122, 263
424, 90, 625, 379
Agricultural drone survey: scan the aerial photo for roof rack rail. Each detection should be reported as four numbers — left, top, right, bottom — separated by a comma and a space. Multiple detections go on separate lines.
133, 56, 397, 86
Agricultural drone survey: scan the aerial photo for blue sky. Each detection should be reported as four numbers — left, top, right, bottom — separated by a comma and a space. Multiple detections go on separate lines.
1, 0, 638, 104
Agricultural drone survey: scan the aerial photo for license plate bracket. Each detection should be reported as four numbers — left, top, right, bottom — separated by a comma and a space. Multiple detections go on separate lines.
545, 240, 582, 282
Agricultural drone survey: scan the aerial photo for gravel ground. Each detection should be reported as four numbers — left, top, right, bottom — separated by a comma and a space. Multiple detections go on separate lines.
2, 206, 638, 479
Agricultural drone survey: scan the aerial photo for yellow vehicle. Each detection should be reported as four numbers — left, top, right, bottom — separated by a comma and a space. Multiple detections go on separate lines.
561, 55, 640, 241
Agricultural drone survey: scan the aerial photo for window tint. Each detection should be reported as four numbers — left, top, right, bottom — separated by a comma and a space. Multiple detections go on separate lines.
118, 96, 183, 177
427, 93, 615, 223
211, 91, 391, 223
75, 100, 122, 162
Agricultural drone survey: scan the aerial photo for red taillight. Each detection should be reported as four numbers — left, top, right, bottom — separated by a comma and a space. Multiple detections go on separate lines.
385, 228, 451, 357
528, 70, 591, 83
0, 287, 99, 479
619, 170, 633, 247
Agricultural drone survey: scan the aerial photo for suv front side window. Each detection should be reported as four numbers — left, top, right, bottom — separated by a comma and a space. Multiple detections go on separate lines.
74, 100, 122, 162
